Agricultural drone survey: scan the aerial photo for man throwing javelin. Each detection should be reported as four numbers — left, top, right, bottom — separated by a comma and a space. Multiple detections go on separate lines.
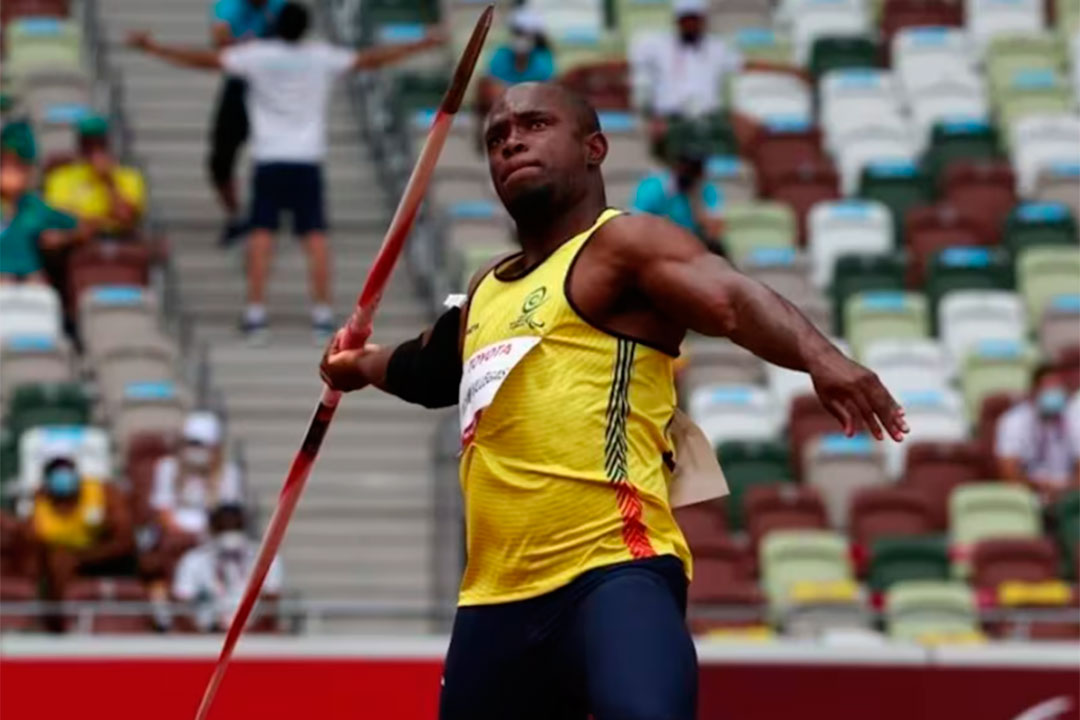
321, 82, 908, 719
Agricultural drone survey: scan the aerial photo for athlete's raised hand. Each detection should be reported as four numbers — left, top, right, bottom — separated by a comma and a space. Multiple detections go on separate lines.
808, 350, 908, 442
319, 329, 383, 392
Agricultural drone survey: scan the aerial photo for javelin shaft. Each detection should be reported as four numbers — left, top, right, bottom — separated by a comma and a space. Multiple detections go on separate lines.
194, 9, 493, 719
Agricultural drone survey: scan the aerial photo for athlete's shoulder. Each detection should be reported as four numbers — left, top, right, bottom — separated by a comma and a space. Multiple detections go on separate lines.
594, 211, 703, 265
466, 251, 517, 299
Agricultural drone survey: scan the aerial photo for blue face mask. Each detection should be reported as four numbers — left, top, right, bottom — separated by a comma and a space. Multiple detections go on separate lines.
45, 467, 80, 498
1037, 387, 1067, 416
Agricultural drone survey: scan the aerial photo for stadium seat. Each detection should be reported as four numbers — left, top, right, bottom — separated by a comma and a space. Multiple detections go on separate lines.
1016, 245, 1080, 325
967, 0, 1046, 49
685, 534, 753, 596
903, 441, 985, 528
67, 242, 152, 313
804, 433, 889, 528
0, 429, 17, 486
0, 575, 37, 632
674, 503, 730, 555
820, 69, 899, 132
760, 529, 853, 611
688, 384, 782, 446
971, 537, 1059, 589
4, 17, 81, 78
95, 338, 177, 408
110, 381, 186, 455
1010, 114, 1080, 195
731, 26, 795, 66
791, 0, 872, 65
905, 204, 991, 287
746, 486, 830, 550
850, 486, 936, 549
923, 121, 1002, 192
975, 390, 1024, 455
830, 253, 907, 334
688, 547, 765, 630
838, 125, 919, 194
765, 161, 841, 243
720, 202, 798, 263
8, 382, 89, 440
706, 156, 757, 204
0, 334, 72, 404
788, 394, 843, 475
881, 1, 963, 57
746, 120, 825, 192
731, 72, 813, 123
986, 32, 1065, 93
858, 160, 934, 242
869, 536, 950, 593
995, 71, 1074, 136
125, 431, 177, 526
826, 107, 910, 163
0, 284, 62, 344
888, 388, 968, 478
63, 578, 152, 633
765, 362, 816, 416
1039, 294, 1080, 357
680, 337, 764, 392
78, 285, 159, 360
926, 248, 1015, 330
892, 27, 974, 97
716, 440, 794, 531
17, 425, 111, 496
940, 160, 1017, 243
844, 290, 930, 359
885, 580, 978, 640
1050, 490, 1079, 579
950, 483, 1041, 548
960, 339, 1038, 422
912, 89, 992, 153
808, 199, 893, 289
864, 338, 952, 392
809, 35, 878, 78
938, 290, 1027, 365
596, 111, 652, 181
739, 247, 812, 298
1004, 203, 1079, 256
665, 115, 738, 160
1032, 163, 1080, 218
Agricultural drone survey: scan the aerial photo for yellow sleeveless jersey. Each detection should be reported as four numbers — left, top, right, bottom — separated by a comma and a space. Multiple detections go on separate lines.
32, 479, 107, 550
458, 208, 692, 606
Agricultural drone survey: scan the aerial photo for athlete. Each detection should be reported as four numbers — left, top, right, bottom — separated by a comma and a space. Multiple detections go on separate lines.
320, 82, 908, 719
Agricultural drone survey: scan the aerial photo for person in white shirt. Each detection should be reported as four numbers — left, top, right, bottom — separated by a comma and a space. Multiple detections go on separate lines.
151, 411, 245, 543
173, 503, 283, 632
127, 4, 443, 343
995, 364, 1080, 502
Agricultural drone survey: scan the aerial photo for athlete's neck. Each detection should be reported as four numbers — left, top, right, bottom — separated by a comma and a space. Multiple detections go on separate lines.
513, 190, 608, 267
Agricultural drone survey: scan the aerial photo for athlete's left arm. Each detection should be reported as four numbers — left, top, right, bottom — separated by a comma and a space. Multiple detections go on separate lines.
611, 213, 908, 442
127, 31, 223, 70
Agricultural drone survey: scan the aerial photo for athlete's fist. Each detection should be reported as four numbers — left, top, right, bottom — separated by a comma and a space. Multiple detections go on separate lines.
319, 329, 381, 392
808, 350, 909, 442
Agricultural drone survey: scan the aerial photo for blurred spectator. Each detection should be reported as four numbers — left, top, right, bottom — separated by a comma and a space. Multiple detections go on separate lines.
28, 456, 135, 600
1, 124, 78, 283
631, 142, 724, 250
0, 510, 34, 578
129, 4, 442, 343
43, 115, 146, 239
995, 364, 1080, 501
208, 0, 286, 245
478, 9, 555, 112
173, 503, 282, 632
152, 411, 245, 544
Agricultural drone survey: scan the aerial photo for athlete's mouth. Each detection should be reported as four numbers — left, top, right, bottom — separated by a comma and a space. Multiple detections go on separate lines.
501, 161, 543, 184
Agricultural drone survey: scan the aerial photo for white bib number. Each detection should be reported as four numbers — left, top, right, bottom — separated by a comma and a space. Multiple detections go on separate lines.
459, 336, 541, 445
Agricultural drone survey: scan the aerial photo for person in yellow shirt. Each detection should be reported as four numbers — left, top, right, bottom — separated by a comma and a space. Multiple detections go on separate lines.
321, 83, 909, 719
43, 115, 146, 238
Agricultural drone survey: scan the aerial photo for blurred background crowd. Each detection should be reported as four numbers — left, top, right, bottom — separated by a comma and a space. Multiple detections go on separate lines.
0, 0, 1078, 647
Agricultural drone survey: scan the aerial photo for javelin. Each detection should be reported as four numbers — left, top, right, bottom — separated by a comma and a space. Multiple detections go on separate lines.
193, 7, 493, 718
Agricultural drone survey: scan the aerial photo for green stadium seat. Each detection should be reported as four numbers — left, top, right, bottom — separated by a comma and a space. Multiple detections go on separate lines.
394, 71, 450, 117
760, 529, 853, 610
922, 119, 1001, 185
1004, 202, 1079, 255
0, 428, 16, 487
885, 580, 978, 641
809, 36, 878, 79
844, 291, 930, 359
1016, 245, 1080, 326
1057, 0, 1080, 33
716, 440, 793, 530
858, 160, 933, 243
831, 253, 907, 336
4, 18, 81, 78
617, 0, 674, 37
869, 536, 950, 593
960, 340, 1038, 423
926, 247, 1014, 331
1051, 490, 1080, 579
950, 483, 1041, 548
986, 32, 1065, 97
720, 202, 797, 264
664, 114, 738, 161
996, 71, 1075, 140
8, 382, 90, 440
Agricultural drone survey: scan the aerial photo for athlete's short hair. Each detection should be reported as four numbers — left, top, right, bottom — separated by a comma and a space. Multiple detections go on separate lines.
557, 84, 601, 136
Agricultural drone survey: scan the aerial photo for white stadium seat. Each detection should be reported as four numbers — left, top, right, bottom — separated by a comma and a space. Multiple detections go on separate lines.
966, 0, 1045, 50
807, 199, 894, 288
1011, 114, 1080, 196
893, 27, 974, 96
0, 284, 62, 344
909, 78, 990, 140
938, 290, 1028, 366
863, 338, 953, 393
838, 126, 918, 194
732, 71, 813, 122
887, 388, 968, 477
688, 384, 782, 446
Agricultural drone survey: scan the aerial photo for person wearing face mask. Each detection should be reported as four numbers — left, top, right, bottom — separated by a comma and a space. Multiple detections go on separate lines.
476, 8, 556, 142
995, 364, 1080, 502
631, 142, 725, 252
173, 503, 282, 632
29, 456, 135, 602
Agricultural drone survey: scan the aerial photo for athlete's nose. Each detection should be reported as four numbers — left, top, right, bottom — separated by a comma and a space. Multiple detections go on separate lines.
501, 128, 528, 158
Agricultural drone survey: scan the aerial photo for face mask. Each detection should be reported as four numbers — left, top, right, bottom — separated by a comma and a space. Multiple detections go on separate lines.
1037, 387, 1067, 416
183, 445, 213, 468
511, 33, 535, 55
214, 530, 248, 553
45, 467, 80, 498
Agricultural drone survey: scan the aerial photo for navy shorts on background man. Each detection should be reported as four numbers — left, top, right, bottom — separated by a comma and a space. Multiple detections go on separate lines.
250, 162, 327, 236
439, 555, 698, 720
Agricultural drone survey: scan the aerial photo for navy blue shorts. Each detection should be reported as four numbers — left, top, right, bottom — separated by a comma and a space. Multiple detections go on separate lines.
249, 162, 327, 236
439, 555, 698, 720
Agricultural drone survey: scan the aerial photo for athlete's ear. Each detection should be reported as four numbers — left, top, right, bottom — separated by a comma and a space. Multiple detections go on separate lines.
585, 131, 608, 168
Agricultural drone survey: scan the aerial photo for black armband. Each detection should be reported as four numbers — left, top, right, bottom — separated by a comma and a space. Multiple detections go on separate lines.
385, 306, 463, 408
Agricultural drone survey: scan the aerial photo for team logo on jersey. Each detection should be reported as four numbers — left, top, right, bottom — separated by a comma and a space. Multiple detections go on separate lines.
510, 286, 548, 330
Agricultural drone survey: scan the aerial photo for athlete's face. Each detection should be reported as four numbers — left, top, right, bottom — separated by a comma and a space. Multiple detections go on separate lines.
484, 84, 605, 215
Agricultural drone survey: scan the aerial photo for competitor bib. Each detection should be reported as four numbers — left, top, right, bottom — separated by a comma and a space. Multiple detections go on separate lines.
459, 336, 541, 445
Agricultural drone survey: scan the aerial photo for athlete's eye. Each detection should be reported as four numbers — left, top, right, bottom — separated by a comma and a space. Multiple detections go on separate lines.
529, 118, 549, 131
